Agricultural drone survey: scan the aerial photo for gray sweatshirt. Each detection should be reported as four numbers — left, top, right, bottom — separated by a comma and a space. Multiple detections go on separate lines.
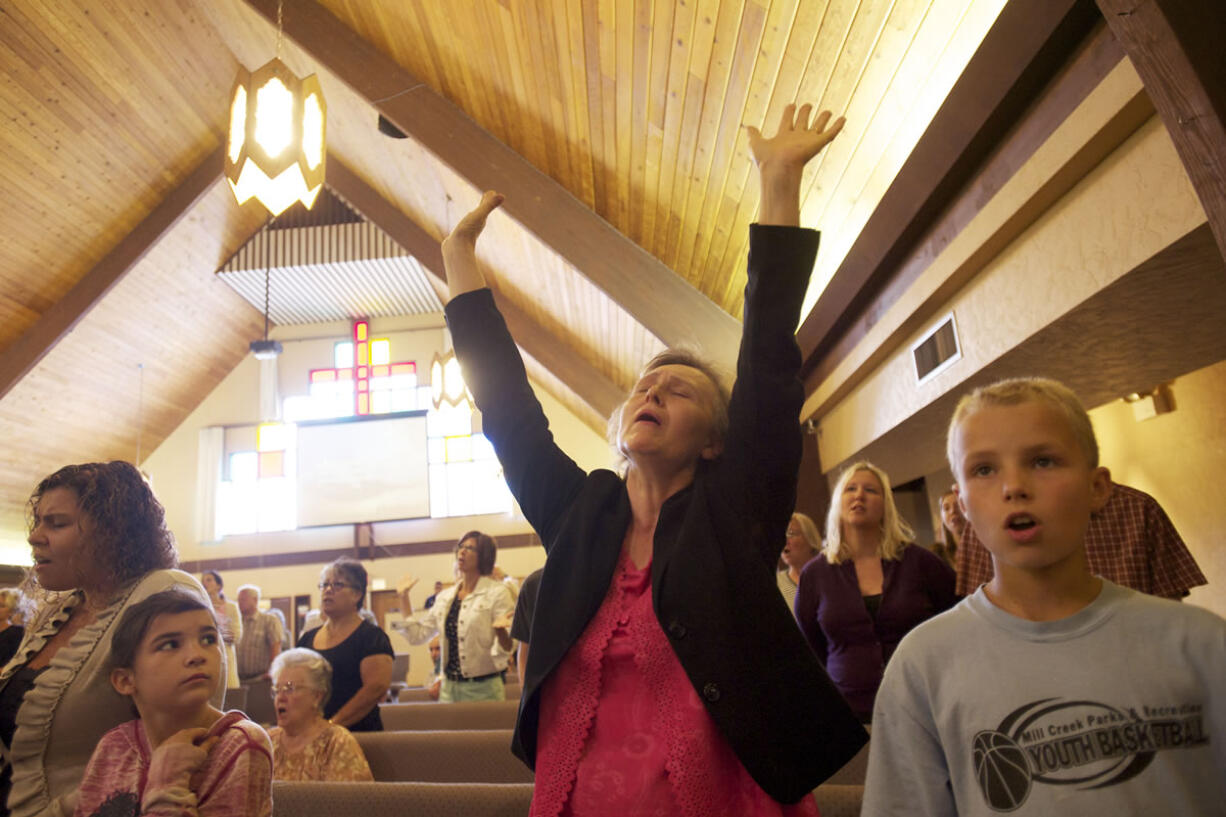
863, 580, 1226, 816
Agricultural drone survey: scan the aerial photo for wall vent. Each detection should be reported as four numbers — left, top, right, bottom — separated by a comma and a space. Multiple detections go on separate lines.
912, 313, 961, 384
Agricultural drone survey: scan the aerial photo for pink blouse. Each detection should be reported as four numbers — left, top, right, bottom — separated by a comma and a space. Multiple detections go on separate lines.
532, 553, 819, 817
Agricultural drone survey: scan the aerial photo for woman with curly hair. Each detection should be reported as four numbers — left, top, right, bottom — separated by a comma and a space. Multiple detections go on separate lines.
0, 461, 219, 817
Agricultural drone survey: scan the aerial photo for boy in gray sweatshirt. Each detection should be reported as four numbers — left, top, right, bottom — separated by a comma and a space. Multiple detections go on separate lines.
863, 377, 1224, 816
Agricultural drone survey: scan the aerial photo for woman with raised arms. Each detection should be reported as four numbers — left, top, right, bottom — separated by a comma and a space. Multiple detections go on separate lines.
440, 103, 866, 816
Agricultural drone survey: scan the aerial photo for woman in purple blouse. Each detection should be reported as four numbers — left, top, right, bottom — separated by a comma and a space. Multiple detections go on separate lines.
794, 461, 957, 721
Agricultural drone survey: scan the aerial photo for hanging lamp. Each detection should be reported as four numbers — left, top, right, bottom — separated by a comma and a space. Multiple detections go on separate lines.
225, 0, 326, 216
430, 349, 471, 410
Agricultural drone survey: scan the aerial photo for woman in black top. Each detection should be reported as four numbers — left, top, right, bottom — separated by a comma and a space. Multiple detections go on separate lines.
297, 559, 393, 732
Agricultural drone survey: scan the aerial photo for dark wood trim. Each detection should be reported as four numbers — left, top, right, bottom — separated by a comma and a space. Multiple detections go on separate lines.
797, 0, 1102, 377
821, 222, 1226, 484
326, 158, 624, 420
1096, 0, 1226, 261
245, 0, 742, 365
806, 21, 1130, 390
0, 148, 223, 400
794, 431, 830, 536
180, 531, 541, 573
805, 85, 1155, 421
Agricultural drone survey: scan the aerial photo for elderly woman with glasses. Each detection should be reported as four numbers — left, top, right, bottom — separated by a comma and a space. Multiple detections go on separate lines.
396, 531, 515, 702
267, 648, 373, 781
296, 559, 394, 732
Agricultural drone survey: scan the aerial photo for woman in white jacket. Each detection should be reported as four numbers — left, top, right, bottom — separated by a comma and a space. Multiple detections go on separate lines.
397, 531, 515, 702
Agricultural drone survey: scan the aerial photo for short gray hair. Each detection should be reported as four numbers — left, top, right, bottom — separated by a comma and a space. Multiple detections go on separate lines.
236, 584, 261, 600
270, 648, 333, 712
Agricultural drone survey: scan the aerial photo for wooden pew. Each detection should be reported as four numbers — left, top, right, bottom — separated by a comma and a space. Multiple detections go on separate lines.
353, 729, 533, 784
272, 781, 533, 817
379, 700, 519, 731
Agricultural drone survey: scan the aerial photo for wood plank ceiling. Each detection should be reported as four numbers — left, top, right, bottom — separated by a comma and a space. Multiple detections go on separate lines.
0, 0, 1009, 538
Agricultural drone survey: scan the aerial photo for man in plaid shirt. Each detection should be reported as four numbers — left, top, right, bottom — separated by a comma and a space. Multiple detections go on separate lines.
236, 584, 284, 681
956, 481, 1207, 598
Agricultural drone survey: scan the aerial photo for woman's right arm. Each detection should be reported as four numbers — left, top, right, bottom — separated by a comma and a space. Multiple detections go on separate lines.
441, 194, 588, 544
392, 591, 441, 646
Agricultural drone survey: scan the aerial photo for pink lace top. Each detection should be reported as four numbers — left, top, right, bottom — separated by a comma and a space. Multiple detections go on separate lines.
532, 553, 820, 817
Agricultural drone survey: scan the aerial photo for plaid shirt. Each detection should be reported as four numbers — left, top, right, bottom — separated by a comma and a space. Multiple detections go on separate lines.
955, 482, 1207, 598
236, 611, 283, 679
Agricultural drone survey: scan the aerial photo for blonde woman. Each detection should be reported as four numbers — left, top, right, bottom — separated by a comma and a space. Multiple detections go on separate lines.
778, 513, 821, 609
794, 462, 956, 721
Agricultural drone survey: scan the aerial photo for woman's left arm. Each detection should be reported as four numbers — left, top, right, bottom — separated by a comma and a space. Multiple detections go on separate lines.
721, 105, 845, 567
328, 654, 394, 728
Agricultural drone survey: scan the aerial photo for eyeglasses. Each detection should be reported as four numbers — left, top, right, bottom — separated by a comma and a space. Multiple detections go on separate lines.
270, 682, 315, 698
456, 544, 478, 553
317, 581, 353, 591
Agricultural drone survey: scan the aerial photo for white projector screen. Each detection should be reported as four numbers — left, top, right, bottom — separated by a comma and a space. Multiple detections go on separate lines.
295, 411, 429, 527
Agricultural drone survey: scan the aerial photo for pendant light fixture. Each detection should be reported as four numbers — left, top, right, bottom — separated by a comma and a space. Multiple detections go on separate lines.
250, 218, 283, 360
430, 327, 470, 410
225, 0, 326, 216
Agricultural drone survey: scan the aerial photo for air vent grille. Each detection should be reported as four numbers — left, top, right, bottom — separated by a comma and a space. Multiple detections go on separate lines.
913, 314, 961, 383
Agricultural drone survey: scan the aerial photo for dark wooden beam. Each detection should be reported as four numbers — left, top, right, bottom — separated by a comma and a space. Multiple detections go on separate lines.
805, 86, 1154, 420
243, 0, 742, 366
0, 147, 223, 401
180, 532, 541, 573
797, 0, 1102, 378
326, 158, 625, 420
805, 22, 1137, 395
1096, 0, 1226, 261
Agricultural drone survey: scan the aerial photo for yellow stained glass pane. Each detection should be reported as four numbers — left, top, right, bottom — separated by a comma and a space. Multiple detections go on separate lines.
372, 339, 390, 365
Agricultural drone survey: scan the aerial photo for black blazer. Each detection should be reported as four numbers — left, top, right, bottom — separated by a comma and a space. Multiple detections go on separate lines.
445, 224, 867, 803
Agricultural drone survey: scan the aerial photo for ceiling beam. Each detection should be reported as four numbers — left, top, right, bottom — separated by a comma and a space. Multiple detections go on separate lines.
1095, 0, 1226, 262
802, 22, 1139, 417
0, 147, 223, 401
796, 0, 1101, 378
242, 0, 743, 366
326, 158, 625, 420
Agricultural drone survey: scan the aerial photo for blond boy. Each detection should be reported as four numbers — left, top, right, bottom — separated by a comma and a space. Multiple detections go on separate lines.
863, 377, 1225, 816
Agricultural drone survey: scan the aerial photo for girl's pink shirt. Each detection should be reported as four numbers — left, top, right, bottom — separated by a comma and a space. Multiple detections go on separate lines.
73, 710, 272, 817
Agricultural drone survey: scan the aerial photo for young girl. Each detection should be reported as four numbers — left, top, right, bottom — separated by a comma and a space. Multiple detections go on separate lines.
73, 589, 273, 817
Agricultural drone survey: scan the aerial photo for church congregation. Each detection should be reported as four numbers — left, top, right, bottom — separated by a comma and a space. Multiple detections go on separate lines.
2, 2, 1225, 816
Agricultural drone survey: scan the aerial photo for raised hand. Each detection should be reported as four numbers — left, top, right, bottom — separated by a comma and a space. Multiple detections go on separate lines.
746, 104, 845, 172
440, 191, 504, 299
396, 574, 420, 596
746, 103, 846, 227
442, 191, 503, 253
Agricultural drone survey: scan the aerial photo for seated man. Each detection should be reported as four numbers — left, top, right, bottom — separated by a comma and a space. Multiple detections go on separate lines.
955, 480, 1206, 599
426, 635, 442, 701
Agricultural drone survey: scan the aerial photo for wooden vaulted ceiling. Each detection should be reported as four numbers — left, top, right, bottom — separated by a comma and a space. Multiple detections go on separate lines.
10, 0, 1217, 541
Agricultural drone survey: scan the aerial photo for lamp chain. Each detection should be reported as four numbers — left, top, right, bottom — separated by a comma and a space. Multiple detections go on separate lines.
276, 0, 284, 59
263, 216, 275, 340
135, 362, 144, 464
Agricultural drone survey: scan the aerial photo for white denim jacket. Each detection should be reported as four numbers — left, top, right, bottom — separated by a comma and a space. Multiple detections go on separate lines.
396, 576, 514, 678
